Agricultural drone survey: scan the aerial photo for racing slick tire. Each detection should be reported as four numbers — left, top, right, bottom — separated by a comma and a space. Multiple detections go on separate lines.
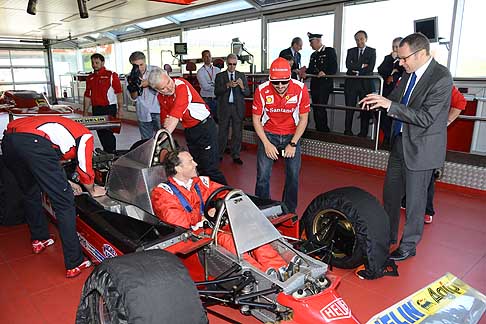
300, 187, 390, 272
76, 250, 207, 324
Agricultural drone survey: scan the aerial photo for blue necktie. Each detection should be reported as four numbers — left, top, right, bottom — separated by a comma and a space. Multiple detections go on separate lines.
393, 72, 417, 136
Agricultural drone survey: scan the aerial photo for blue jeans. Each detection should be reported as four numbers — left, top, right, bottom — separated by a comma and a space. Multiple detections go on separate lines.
138, 113, 161, 140
255, 132, 301, 213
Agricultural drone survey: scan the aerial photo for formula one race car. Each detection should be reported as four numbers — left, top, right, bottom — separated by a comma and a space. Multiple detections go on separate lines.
0, 90, 121, 140
41, 130, 391, 323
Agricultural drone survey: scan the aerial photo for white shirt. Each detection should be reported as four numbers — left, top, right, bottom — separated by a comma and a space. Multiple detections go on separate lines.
196, 64, 220, 98
172, 177, 193, 191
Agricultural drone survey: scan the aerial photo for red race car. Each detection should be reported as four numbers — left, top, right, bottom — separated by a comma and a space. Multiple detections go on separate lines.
0, 90, 121, 140
40, 130, 392, 324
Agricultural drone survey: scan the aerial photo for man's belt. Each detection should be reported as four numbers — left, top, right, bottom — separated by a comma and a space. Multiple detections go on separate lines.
189, 116, 211, 129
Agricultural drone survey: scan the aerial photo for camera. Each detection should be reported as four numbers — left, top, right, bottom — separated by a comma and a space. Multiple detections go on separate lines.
127, 63, 143, 96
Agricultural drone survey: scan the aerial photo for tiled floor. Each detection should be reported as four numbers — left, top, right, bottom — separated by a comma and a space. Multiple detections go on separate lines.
1, 123, 485, 323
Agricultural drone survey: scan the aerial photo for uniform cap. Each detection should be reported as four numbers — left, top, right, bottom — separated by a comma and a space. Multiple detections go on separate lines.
269, 57, 291, 81
308, 32, 322, 42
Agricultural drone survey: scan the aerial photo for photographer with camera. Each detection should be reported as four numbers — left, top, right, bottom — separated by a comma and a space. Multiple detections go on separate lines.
127, 51, 161, 140
83, 53, 123, 153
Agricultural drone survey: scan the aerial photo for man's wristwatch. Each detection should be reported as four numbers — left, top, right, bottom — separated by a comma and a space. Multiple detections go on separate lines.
289, 141, 297, 147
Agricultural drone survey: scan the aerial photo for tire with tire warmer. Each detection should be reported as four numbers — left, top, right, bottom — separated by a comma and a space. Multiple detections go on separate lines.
301, 187, 390, 275
75, 250, 207, 324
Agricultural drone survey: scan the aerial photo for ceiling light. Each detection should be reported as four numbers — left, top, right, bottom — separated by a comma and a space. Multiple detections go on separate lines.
89, 0, 128, 12
39, 23, 62, 30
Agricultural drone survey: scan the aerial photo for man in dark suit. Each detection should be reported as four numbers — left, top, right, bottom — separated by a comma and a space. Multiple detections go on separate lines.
214, 53, 250, 164
279, 37, 302, 80
360, 33, 453, 261
302, 32, 337, 132
344, 30, 376, 137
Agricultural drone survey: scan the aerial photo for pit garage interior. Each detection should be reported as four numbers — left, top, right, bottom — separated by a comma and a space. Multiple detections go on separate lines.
0, 0, 485, 323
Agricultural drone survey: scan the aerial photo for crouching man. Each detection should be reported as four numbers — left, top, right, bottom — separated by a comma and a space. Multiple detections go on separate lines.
151, 149, 288, 273
1, 116, 106, 278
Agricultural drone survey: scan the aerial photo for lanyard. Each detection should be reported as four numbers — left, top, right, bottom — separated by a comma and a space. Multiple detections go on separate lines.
166, 181, 205, 215
204, 65, 214, 81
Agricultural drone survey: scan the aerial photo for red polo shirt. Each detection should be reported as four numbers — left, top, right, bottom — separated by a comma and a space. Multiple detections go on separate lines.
252, 80, 310, 135
84, 67, 122, 107
157, 78, 210, 128
6, 116, 95, 185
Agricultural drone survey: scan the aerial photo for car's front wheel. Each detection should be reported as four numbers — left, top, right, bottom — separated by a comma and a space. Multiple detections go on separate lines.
75, 250, 207, 324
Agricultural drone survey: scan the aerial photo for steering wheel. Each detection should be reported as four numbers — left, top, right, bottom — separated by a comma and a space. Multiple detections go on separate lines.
204, 186, 234, 226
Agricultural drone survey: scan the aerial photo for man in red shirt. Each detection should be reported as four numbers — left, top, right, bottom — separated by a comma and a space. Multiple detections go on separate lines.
83, 53, 123, 153
151, 149, 287, 273
252, 57, 310, 213
148, 67, 227, 185
1, 116, 106, 278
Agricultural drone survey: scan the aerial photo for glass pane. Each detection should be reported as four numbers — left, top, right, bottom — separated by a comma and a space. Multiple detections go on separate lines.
120, 38, 148, 74
455, 0, 486, 77
96, 44, 115, 71
137, 17, 173, 29
183, 19, 262, 73
267, 14, 334, 70
14, 83, 50, 96
52, 48, 78, 98
10, 50, 47, 66
169, 0, 253, 22
0, 68, 13, 83
80, 47, 97, 72
13, 68, 48, 83
0, 50, 10, 66
342, 0, 454, 71
148, 36, 181, 72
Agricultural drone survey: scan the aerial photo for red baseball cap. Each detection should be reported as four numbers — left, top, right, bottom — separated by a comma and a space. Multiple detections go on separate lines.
269, 57, 291, 82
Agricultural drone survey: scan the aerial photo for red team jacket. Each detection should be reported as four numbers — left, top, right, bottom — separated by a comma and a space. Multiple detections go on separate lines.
6, 116, 95, 185
84, 67, 122, 107
157, 78, 210, 128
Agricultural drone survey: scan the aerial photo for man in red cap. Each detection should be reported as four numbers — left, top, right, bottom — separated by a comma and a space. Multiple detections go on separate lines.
252, 57, 310, 213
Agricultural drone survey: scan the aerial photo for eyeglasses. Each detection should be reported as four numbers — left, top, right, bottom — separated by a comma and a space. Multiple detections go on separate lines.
271, 80, 289, 85
398, 48, 423, 62
227, 63, 237, 66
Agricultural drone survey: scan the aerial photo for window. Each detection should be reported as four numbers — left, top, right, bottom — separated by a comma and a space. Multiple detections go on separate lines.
455, 0, 486, 77
80, 45, 116, 73
183, 19, 261, 73
120, 38, 148, 74
342, 0, 454, 71
148, 35, 181, 72
0, 50, 10, 66
10, 50, 46, 66
13, 68, 48, 83
52, 48, 79, 98
267, 13, 334, 70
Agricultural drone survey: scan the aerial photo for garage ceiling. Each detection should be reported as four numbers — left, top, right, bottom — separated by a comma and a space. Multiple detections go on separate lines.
0, 0, 217, 40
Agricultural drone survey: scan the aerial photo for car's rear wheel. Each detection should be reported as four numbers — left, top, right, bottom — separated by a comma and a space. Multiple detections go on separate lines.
300, 187, 390, 270
75, 250, 207, 324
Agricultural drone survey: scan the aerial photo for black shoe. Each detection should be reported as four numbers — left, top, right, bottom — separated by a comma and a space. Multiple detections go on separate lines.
390, 248, 416, 261
344, 130, 354, 136
233, 158, 243, 165
358, 132, 368, 138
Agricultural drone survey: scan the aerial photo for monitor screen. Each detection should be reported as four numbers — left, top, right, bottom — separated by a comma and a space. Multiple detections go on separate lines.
414, 17, 438, 43
174, 43, 187, 55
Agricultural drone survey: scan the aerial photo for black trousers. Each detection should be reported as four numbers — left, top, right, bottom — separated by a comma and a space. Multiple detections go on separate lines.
344, 85, 370, 136
93, 104, 117, 153
184, 117, 227, 185
1, 134, 83, 269
218, 103, 243, 159
310, 83, 332, 132
383, 135, 433, 251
